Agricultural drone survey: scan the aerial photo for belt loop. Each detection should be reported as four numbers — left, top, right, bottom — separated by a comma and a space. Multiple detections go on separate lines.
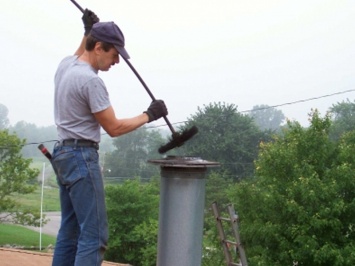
74, 139, 78, 150
54, 141, 61, 149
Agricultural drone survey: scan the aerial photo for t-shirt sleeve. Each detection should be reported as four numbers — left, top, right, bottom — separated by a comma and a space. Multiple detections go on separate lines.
84, 77, 111, 114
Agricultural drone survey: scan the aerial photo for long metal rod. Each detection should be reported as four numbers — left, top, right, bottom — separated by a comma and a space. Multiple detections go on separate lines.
70, 0, 84, 12
39, 162, 45, 250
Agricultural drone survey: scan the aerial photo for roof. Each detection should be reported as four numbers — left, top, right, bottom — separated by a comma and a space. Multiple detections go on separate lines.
0, 248, 130, 266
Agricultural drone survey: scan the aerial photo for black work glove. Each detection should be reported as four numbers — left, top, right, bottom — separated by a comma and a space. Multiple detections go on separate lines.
144, 100, 168, 123
82, 9, 100, 36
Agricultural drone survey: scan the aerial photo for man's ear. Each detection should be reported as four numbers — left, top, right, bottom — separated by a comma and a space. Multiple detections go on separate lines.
94, 42, 103, 54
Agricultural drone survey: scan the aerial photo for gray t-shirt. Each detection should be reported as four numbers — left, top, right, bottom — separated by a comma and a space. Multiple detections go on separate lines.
54, 56, 111, 143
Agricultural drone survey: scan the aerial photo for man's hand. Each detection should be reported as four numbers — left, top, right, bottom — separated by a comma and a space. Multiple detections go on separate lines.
144, 100, 168, 123
82, 9, 100, 36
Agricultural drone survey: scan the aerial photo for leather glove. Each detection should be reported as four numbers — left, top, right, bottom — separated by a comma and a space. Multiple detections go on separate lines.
144, 100, 168, 123
82, 9, 100, 36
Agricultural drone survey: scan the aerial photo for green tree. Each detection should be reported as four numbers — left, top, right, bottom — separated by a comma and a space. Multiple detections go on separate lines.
131, 218, 159, 266
99, 134, 114, 153
178, 102, 271, 180
248, 104, 285, 131
104, 127, 164, 180
204, 171, 233, 209
105, 179, 159, 265
329, 99, 355, 140
0, 103, 9, 129
228, 110, 355, 265
0, 130, 41, 226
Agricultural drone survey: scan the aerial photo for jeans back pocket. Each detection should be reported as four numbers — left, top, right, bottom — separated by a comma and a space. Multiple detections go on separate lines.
52, 149, 83, 187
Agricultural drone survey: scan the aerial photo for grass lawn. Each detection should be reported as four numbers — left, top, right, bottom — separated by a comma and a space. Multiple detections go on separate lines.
0, 224, 56, 248
11, 186, 60, 212
10, 160, 61, 212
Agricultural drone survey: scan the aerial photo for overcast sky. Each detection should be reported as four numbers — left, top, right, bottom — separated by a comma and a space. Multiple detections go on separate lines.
1, 0, 354, 129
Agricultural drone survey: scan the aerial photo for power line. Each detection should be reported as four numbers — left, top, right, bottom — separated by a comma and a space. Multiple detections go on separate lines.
153, 88, 355, 127
241, 89, 355, 113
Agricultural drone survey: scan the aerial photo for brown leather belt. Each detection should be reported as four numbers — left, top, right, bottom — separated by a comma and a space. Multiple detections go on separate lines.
61, 139, 99, 150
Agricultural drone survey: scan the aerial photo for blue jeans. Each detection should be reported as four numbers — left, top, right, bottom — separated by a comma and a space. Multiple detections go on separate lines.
51, 144, 108, 266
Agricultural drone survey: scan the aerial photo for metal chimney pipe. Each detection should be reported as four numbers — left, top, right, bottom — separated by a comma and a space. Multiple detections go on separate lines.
148, 156, 219, 266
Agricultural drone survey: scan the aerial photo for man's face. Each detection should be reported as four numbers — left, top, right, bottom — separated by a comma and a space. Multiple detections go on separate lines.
96, 45, 119, 71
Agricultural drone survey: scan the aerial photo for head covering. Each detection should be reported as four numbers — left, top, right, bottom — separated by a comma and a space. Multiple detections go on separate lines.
90, 21, 130, 59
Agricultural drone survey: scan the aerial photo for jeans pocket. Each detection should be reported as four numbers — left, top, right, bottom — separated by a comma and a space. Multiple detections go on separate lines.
52, 150, 82, 187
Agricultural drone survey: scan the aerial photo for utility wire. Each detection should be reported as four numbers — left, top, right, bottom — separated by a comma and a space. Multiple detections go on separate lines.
151, 88, 355, 127
241, 89, 355, 113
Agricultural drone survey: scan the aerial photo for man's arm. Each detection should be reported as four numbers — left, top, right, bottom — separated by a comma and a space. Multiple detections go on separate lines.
94, 100, 168, 137
75, 9, 99, 56
94, 106, 149, 137
74, 36, 88, 56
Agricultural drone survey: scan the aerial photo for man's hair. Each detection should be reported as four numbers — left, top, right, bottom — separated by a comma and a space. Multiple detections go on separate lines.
86, 35, 115, 52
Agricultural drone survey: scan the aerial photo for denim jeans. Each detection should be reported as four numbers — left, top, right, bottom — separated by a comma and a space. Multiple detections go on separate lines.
51, 144, 108, 266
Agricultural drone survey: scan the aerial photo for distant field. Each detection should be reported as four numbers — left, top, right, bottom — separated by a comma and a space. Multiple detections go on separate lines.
12, 159, 123, 212
11, 180, 121, 212
11, 186, 60, 212
0, 224, 56, 249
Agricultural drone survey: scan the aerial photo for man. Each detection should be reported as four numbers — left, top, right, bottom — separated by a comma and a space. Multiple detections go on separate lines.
51, 9, 168, 266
